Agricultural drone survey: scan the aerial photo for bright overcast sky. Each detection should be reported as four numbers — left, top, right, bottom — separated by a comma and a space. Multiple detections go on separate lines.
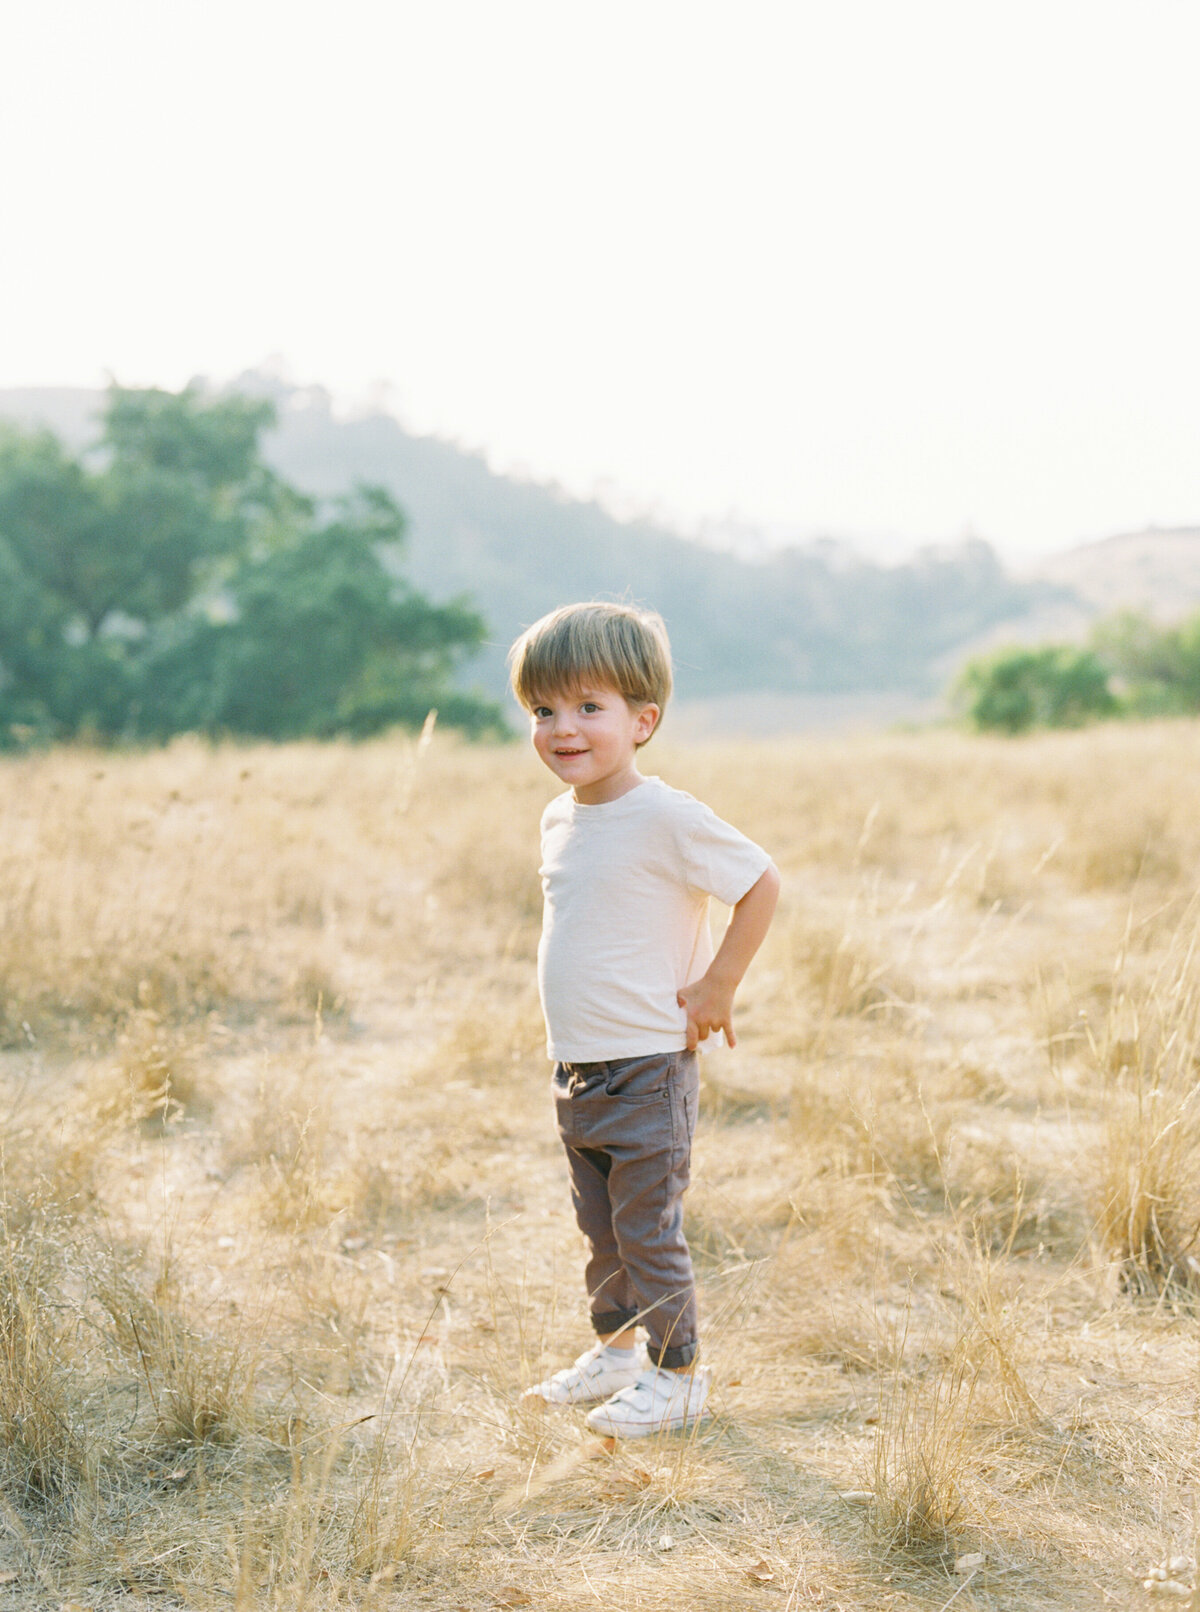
2, 1, 1198, 559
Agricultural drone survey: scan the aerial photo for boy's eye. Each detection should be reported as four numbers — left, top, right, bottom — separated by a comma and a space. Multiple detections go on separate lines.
533, 707, 552, 720
581, 702, 600, 714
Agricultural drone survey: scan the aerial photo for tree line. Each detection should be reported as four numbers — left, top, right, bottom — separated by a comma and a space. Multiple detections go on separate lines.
0, 387, 503, 747
958, 611, 1200, 733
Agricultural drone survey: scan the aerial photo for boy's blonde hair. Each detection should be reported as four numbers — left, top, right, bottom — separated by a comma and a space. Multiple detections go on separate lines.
508, 603, 673, 729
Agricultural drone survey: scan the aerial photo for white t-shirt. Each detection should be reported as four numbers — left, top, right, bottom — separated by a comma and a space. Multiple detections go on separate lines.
537, 775, 771, 1062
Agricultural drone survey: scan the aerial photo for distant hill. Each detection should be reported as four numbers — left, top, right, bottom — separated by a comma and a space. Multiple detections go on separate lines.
0, 387, 99, 449
0, 380, 1083, 724
1030, 526, 1200, 620
926, 527, 1200, 688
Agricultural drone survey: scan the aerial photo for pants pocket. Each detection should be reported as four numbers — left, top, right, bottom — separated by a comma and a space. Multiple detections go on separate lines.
603, 1054, 672, 1103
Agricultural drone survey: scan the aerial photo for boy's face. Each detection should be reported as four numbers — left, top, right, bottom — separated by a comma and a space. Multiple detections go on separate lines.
528, 683, 659, 805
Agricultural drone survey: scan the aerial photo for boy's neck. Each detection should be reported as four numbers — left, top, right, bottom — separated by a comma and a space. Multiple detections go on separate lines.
573, 766, 648, 806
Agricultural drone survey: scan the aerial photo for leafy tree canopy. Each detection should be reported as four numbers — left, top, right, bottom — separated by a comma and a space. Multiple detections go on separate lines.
956, 608, 1200, 734
1089, 610, 1200, 716
956, 644, 1117, 734
0, 386, 502, 746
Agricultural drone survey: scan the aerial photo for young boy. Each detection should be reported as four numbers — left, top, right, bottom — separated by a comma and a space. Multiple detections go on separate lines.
509, 602, 779, 1437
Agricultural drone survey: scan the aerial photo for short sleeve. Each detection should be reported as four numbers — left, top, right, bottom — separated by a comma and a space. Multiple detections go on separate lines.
677, 798, 771, 906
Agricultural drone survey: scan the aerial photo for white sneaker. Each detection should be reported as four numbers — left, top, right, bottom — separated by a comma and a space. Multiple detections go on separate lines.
585, 1365, 712, 1437
522, 1342, 646, 1407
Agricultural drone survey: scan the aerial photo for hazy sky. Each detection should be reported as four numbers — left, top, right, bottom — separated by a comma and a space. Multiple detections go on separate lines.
3, 1, 1197, 560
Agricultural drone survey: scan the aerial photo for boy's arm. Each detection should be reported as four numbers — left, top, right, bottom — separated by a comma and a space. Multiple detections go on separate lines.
676, 861, 781, 1051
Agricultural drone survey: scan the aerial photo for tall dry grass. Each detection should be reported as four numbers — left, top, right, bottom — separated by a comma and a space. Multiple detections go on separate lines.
2, 721, 1200, 1607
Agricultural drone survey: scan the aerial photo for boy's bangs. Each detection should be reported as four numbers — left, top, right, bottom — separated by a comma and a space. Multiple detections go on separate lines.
519, 657, 625, 709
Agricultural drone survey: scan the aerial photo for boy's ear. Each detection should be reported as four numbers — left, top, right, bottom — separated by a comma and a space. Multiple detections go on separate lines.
634, 702, 661, 744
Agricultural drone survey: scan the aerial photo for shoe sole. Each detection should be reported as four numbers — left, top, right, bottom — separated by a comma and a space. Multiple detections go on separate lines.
585, 1407, 713, 1438
522, 1376, 643, 1409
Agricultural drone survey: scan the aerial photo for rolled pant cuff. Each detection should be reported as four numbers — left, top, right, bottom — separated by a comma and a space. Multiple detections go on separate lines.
591, 1309, 639, 1339
648, 1339, 698, 1370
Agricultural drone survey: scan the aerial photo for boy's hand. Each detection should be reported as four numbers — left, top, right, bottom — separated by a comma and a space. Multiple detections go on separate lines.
676, 863, 781, 1053
677, 973, 738, 1051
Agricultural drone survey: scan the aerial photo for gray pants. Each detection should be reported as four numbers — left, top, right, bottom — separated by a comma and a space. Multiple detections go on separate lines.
552, 1051, 701, 1370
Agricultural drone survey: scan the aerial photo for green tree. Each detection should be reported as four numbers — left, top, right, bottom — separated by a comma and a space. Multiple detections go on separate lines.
135, 488, 501, 739
0, 426, 137, 735
1091, 610, 1200, 715
0, 387, 501, 744
957, 644, 1117, 733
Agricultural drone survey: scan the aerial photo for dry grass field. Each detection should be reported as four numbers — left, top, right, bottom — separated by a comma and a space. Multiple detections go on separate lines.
2, 722, 1200, 1611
